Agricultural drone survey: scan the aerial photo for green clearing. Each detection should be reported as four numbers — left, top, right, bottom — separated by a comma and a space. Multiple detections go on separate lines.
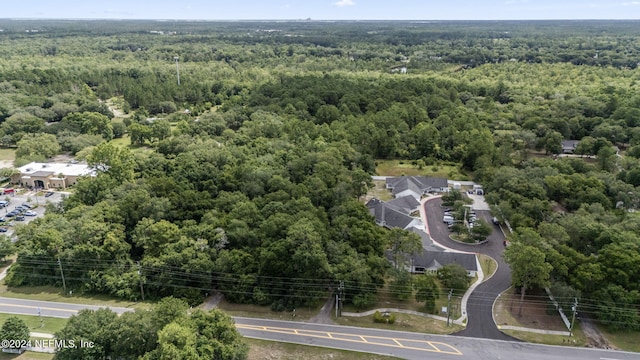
0, 148, 16, 162
375, 159, 468, 180
246, 338, 402, 360
333, 312, 463, 335
107, 135, 153, 154
0, 314, 66, 335
0, 284, 150, 310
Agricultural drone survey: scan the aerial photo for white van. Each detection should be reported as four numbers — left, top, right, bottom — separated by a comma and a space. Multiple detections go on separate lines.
443, 215, 454, 224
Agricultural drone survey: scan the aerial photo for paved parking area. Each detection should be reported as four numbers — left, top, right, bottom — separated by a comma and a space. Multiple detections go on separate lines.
0, 190, 65, 240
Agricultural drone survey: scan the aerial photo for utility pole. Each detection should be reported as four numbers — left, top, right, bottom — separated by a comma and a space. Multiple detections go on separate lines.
447, 289, 453, 326
174, 56, 180, 85
570, 297, 578, 336
337, 281, 344, 317
137, 262, 145, 302
57, 257, 67, 295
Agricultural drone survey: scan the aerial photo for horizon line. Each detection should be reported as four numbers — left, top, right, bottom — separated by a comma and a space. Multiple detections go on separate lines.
1, 18, 639, 22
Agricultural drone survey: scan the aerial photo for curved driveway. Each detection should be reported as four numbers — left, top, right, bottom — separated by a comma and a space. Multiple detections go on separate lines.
424, 197, 514, 340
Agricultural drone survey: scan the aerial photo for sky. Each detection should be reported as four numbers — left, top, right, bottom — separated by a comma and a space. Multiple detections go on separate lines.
2, 0, 639, 20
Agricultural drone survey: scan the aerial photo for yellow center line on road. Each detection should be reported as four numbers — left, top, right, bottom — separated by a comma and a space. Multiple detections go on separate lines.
236, 324, 462, 356
0, 303, 78, 313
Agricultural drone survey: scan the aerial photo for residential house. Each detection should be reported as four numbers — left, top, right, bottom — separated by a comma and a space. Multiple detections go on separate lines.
385, 176, 449, 200
12, 162, 96, 190
561, 140, 580, 154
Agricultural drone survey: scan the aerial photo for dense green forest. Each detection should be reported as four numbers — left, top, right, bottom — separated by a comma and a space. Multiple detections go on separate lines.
1, 20, 640, 330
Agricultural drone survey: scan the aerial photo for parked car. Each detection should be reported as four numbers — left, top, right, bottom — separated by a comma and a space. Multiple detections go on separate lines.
0, 227, 7, 232
45, 191, 54, 197
6, 212, 16, 218
492, 217, 500, 225
14, 216, 25, 221
24, 210, 37, 216
21, 203, 33, 209
0, 217, 5, 222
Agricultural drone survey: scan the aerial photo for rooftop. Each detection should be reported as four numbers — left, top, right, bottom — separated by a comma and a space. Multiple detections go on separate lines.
17, 162, 95, 177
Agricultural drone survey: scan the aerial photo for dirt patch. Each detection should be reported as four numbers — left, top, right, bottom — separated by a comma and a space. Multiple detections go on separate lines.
50, 154, 78, 163
308, 296, 335, 324
362, 180, 393, 203
494, 288, 568, 331
580, 317, 616, 349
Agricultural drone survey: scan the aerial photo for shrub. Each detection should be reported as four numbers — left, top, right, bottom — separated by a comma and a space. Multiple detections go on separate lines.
373, 311, 395, 324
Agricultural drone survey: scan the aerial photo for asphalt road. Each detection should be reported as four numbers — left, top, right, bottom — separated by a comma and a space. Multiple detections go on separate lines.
424, 197, 514, 340
0, 297, 133, 318
0, 298, 637, 360
235, 318, 640, 360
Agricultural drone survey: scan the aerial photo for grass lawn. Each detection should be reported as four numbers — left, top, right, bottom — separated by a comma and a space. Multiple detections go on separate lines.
0, 352, 54, 360
107, 136, 153, 154
216, 298, 322, 322
375, 159, 469, 180
0, 284, 151, 310
0, 148, 15, 161
0, 314, 67, 335
502, 328, 586, 347
245, 338, 402, 360
478, 254, 497, 279
598, 327, 640, 353
333, 312, 463, 335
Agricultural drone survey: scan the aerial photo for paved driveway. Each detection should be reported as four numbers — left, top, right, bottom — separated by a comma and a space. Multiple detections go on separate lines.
424, 197, 515, 340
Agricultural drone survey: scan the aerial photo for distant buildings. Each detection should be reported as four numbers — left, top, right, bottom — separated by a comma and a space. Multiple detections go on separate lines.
11, 162, 95, 190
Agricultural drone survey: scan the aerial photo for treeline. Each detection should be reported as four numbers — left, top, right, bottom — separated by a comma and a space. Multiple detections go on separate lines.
7, 112, 395, 309
1, 21, 640, 329
1, 19, 639, 67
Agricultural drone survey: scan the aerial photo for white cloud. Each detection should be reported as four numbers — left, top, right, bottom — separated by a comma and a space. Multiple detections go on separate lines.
334, 0, 355, 7
622, 1, 640, 5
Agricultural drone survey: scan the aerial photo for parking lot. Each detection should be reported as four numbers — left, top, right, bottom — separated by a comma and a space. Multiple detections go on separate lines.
0, 190, 65, 240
